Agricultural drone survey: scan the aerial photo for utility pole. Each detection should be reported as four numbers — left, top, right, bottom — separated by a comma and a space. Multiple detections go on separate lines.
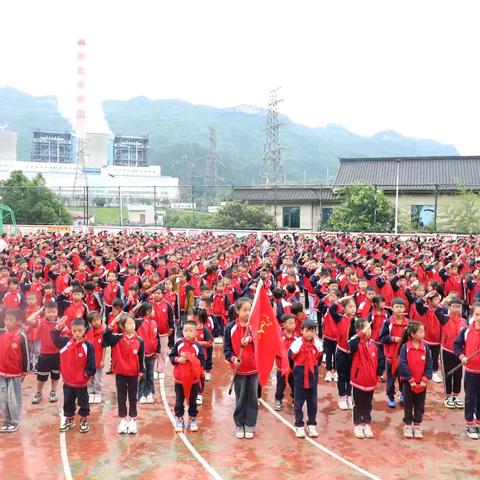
259, 87, 285, 186
205, 127, 219, 187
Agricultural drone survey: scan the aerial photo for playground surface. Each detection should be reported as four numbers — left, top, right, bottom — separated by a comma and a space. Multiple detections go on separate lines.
1, 345, 478, 480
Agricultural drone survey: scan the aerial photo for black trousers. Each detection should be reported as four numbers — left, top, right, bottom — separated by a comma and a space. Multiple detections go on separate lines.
294, 382, 318, 427
375, 343, 385, 376
63, 384, 89, 418
213, 315, 224, 337
429, 344, 440, 372
464, 372, 480, 422
323, 339, 337, 371
335, 350, 351, 396
233, 374, 259, 428
205, 347, 213, 371
116, 374, 138, 418
275, 370, 294, 401
442, 349, 462, 395
352, 388, 373, 425
174, 383, 199, 418
402, 382, 426, 425
386, 362, 401, 400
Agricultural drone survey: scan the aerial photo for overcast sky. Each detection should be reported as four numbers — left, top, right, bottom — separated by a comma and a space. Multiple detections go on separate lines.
1, 0, 480, 152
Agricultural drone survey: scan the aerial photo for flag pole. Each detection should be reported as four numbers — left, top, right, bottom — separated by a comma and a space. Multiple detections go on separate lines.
227, 280, 263, 395
445, 347, 480, 377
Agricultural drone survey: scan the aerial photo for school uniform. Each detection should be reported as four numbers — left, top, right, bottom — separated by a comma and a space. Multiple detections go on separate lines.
224, 321, 258, 430
169, 338, 206, 419
0, 326, 29, 427
412, 299, 441, 372
288, 337, 323, 427
103, 328, 145, 418
136, 317, 160, 398
349, 332, 378, 426
85, 325, 107, 397
454, 324, 480, 426
275, 332, 296, 402
367, 309, 388, 376
50, 329, 96, 419
380, 317, 409, 401
398, 340, 433, 425
35, 318, 64, 383
319, 299, 337, 372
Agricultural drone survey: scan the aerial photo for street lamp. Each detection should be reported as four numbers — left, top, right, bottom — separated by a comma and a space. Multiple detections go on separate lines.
394, 159, 401, 234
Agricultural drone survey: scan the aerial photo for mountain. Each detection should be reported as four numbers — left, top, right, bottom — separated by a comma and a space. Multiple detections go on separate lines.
0, 87, 458, 184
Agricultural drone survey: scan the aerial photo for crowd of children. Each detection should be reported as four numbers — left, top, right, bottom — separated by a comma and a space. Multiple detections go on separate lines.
0, 230, 480, 443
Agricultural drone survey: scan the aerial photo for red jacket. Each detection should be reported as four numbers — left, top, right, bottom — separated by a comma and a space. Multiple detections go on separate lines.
51, 329, 96, 388
349, 332, 378, 391
440, 314, 466, 354
276, 332, 297, 368
368, 309, 388, 343
85, 325, 105, 368
380, 317, 409, 362
455, 324, 480, 374
135, 318, 159, 357
151, 300, 174, 336
103, 329, 146, 376
35, 318, 66, 354
224, 321, 257, 375
0, 327, 29, 378
412, 300, 441, 345
2, 290, 23, 309
398, 340, 432, 390
103, 282, 121, 307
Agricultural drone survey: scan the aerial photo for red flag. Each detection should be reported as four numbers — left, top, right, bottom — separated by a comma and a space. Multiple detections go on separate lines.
250, 281, 290, 387
179, 353, 202, 402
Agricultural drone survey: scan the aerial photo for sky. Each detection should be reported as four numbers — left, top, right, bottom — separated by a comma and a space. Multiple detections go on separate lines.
1, 0, 480, 152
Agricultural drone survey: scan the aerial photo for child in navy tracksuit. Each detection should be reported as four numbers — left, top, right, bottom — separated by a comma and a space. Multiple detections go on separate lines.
51, 317, 96, 434
289, 318, 323, 439
349, 318, 378, 439
454, 303, 480, 439
398, 321, 433, 439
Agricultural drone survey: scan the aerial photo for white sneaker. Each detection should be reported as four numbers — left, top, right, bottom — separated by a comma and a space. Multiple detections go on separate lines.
153, 372, 159, 380
146, 393, 154, 404
159, 372, 165, 379
325, 370, 333, 382
306, 425, 319, 438
363, 424, 374, 438
403, 424, 414, 438
354, 425, 365, 439
94, 394, 102, 404
88, 394, 95, 404
235, 426, 245, 439
139, 396, 147, 404
117, 418, 128, 434
127, 418, 138, 434
244, 427, 254, 439
347, 396, 354, 409
205, 372, 212, 381
214, 337, 224, 344
338, 396, 348, 410
295, 426, 306, 438
333, 371, 339, 382
432, 372, 442, 383
196, 394, 203, 405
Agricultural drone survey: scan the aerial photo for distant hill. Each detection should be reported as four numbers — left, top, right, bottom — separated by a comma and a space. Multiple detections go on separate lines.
0, 87, 458, 184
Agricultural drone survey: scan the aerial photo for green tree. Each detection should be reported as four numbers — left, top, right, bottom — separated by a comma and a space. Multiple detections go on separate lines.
329, 183, 394, 232
440, 188, 480, 234
214, 201, 275, 230
0, 171, 72, 225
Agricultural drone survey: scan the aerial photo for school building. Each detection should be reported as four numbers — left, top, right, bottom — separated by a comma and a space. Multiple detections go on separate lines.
230, 156, 480, 230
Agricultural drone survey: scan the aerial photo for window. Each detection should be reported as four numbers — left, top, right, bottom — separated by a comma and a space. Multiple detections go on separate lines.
321, 207, 332, 225
283, 206, 300, 229
411, 205, 435, 229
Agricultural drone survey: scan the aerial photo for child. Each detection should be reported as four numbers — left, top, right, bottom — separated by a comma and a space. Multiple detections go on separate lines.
274, 314, 296, 411
435, 296, 466, 408
193, 307, 213, 405
104, 313, 146, 435
86, 312, 106, 404
51, 317, 96, 433
210, 282, 230, 344
318, 289, 340, 382
454, 303, 480, 439
368, 294, 389, 382
291, 302, 307, 337
330, 296, 357, 410
136, 302, 160, 404
198, 298, 215, 380
224, 297, 257, 439
169, 320, 206, 432
289, 318, 323, 438
26, 302, 63, 404
398, 321, 433, 439
151, 288, 174, 379
380, 297, 409, 408
349, 318, 378, 439
24, 291, 41, 371
0, 309, 29, 432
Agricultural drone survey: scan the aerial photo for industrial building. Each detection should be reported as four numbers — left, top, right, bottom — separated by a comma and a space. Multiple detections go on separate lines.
31, 130, 74, 163
113, 135, 148, 167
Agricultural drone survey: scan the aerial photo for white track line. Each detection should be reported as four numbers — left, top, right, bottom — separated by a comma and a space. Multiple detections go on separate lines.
159, 378, 224, 480
259, 398, 382, 480
59, 411, 74, 480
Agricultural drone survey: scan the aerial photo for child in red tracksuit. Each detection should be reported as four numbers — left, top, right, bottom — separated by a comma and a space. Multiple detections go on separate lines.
380, 297, 409, 408
274, 314, 297, 411
136, 302, 160, 404
318, 289, 340, 382
224, 297, 257, 440
193, 307, 213, 406
288, 318, 323, 439
349, 318, 378, 439
368, 294, 389, 381
398, 321, 433, 439
0, 309, 29, 432
85, 312, 106, 404
454, 303, 480, 440
169, 320, 206, 433
103, 313, 146, 435
210, 282, 230, 343
51, 317, 96, 433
